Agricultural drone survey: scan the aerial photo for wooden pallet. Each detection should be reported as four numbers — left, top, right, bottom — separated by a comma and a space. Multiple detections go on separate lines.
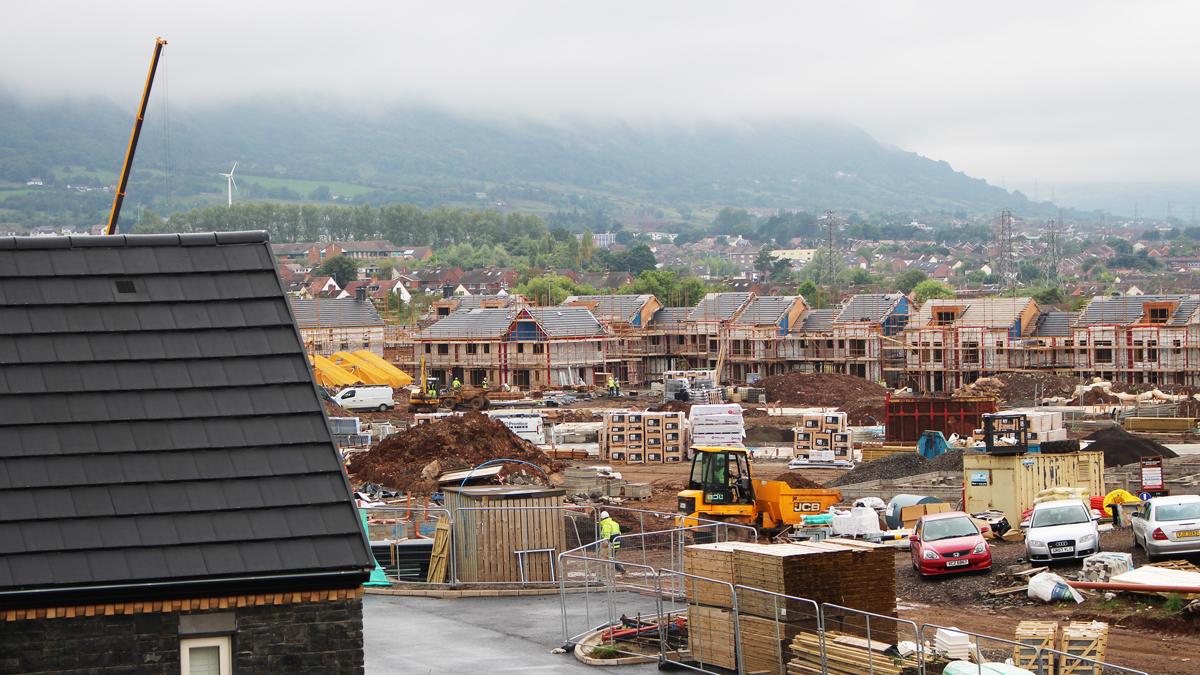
426, 517, 451, 583
1149, 559, 1200, 573
1013, 620, 1058, 672
1059, 621, 1108, 675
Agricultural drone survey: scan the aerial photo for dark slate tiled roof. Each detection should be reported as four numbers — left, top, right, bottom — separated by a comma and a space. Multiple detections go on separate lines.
649, 306, 691, 329
528, 307, 606, 337
1076, 295, 1200, 326
687, 292, 753, 322
1034, 311, 1078, 337
563, 294, 654, 323
735, 296, 800, 325
289, 297, 384, 328
800, 309, 839, 332
417, 308, 519, 339
417, 306, 604, 339
452, 293, 523, 310
835, 293, 905, 324
0, 232, 372, 602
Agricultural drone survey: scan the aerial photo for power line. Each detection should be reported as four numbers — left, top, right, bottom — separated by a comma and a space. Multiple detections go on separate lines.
823, 209, 838, 290
995, 209, 1015, 291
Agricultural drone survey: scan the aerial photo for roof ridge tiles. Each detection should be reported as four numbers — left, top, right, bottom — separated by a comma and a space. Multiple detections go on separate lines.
0, 231, 269, 250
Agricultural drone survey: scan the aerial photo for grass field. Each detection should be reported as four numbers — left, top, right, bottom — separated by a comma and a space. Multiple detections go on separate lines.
235, 174, 375, 198
0, 187, 35, 202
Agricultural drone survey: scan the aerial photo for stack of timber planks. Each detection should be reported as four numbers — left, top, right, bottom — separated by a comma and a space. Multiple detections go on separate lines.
687, 604, 805, 674
682, 539, 899, 673
787, 631, 915, 675
681, 542, 739, 604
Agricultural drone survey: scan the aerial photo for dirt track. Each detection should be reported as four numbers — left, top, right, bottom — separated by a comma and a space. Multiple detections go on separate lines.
897, 603, 1200, 674
894, 528, 1200, 674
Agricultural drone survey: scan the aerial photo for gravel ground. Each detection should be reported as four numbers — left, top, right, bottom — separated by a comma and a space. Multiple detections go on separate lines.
829, 448, 964, 487
895, 527, 1150, 609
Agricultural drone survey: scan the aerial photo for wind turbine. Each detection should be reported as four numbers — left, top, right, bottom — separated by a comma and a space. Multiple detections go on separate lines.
219, 162, 238, 207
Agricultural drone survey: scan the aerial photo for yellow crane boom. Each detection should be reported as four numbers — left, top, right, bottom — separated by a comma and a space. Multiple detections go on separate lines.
105, 37, 167, 236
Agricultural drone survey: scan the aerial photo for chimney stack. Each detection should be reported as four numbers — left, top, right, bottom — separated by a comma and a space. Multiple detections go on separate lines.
442, 284, 454, 299
355, 287, 367, 303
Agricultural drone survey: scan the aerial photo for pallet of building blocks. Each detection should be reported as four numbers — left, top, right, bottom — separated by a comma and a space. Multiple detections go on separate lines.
1058, 620, 1108, 675
1013, 620, 1058, 673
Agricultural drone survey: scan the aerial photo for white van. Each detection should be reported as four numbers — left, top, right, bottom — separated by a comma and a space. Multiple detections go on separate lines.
487, 410, 546, 445
331, 386, 396, 411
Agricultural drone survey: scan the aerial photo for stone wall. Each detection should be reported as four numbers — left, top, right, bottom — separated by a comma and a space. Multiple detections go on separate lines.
0, 596, 363, 675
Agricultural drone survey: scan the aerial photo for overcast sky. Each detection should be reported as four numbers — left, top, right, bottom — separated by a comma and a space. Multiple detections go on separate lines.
3, 1, 1198, 188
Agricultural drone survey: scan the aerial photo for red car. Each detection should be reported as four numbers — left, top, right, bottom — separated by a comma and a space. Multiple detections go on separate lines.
910, 511, 992, 577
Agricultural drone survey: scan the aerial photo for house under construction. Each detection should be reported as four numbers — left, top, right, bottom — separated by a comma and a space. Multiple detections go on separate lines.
381, 288, 1200, 394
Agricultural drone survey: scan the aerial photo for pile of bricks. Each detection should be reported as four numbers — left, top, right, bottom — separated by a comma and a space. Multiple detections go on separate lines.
793, 412, 851, 463
600, 410, 686, 464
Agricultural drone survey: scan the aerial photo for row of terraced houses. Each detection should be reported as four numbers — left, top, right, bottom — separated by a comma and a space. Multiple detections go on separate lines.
322, 291, 1200, 394
286, 284, 1200, 393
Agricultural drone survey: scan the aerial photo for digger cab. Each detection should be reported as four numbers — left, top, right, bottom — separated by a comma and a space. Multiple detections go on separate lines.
687, 446, 755, 507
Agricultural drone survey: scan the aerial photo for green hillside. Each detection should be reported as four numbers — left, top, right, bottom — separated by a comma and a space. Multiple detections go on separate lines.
0, 93, 1048, 230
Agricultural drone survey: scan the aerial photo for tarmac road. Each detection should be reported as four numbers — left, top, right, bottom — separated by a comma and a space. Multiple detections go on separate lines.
363, 592, 661, 674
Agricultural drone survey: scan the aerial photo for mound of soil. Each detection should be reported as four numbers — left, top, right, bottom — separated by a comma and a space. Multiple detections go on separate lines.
828, 448, 965, 487
1084, 426, 1178, 466
348, 412, 564, 494
954, 372, 1081, 404
649, 400, 692, 414
745, 424, 793, 444
770, 471, 825, 490
759, 372, 888, 424
546, 408, 599, 423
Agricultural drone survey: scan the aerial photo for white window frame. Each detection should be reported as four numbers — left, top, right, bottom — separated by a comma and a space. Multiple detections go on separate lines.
180, 636, 231, 675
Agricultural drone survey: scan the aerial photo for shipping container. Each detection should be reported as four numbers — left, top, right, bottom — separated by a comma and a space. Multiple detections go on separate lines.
963, 451, 1105, 526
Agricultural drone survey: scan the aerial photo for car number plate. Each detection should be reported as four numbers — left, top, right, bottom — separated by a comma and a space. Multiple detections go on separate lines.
1050, 546, 1074, 554
1175, 529, 1200, 539
946, 559, 969, 567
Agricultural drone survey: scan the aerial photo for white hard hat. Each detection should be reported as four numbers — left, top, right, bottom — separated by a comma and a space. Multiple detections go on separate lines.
600, 511, 610, 519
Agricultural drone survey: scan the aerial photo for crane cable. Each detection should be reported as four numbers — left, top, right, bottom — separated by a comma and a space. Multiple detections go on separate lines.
160, 50, 173, 218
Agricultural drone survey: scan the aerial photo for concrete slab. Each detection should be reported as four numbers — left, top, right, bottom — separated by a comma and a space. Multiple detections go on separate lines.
364, 591, 662, 673
1165, 443, 1200, 456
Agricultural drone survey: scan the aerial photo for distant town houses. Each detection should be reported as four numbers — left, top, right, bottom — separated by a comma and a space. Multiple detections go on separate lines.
271, 240, 433, 266
575, 231, 617, 248
343, 278, 413, 306
458, 267, 520, 294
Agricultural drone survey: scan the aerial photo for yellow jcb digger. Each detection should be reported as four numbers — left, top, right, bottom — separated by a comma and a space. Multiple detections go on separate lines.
677, 446, 842, 533
407, 356, 490, 413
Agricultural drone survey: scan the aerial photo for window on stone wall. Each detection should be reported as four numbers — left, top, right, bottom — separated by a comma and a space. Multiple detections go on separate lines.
437, 344, 449, 355
466, 344, 478, 355
181, 636, 231, 675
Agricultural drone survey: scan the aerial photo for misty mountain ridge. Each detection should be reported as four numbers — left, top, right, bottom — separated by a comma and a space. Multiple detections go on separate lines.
0, 92, 1054, 224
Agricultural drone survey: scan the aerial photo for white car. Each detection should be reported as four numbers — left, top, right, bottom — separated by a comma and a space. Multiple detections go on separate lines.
1131, 495, 1200, 560
1023, 500, 1101, 563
